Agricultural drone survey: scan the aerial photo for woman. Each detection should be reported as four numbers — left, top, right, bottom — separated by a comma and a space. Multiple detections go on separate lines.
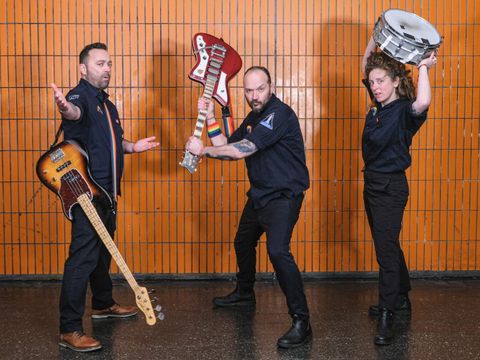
361, 36, 437, 345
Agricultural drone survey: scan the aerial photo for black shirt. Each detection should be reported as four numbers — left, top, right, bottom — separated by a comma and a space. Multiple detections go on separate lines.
362, 80, 428, 173
62, 79, 124, 194
229, 94, 310, 208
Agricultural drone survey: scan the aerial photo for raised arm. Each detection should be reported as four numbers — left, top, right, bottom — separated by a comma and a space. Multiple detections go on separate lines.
362, 36, 377, 78
411, 51, 437, 115
198, 97, 228, 146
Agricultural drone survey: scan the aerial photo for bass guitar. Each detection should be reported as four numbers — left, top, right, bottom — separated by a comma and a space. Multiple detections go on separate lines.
180, 33, 242, 174
36, 140, 157, 325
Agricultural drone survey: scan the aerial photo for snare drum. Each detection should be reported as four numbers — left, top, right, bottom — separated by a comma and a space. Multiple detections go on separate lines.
373, 9, 442, 65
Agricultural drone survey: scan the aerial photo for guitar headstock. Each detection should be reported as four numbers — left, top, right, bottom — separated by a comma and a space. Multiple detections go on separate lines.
179, 150, 199, 174
134, 286, 157, 325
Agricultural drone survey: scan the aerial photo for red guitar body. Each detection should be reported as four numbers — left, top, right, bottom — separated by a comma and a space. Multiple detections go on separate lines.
181, 33, 243, 174
188, 33, 242, 107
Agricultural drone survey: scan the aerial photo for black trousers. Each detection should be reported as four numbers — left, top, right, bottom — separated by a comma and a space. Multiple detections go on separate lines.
363, 170, 411, 311
234, 194, 309, 319
59, 199, 116, 333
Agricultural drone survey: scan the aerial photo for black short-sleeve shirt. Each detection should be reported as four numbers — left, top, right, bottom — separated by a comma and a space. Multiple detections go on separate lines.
61, 78, 124, 194
229, 94, 310, 208
362, 80, 428, 173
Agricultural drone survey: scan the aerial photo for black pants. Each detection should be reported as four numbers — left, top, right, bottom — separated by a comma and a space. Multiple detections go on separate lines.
363, 171, 411, 311
234, 194, 309, 319
59, 200, 116, 333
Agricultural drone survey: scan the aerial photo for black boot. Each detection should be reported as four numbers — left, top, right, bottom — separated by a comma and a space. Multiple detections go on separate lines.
375, 308, 394, 345
369, 294, 411, 317
277, 315, 312, 349
212, 287, 255, 307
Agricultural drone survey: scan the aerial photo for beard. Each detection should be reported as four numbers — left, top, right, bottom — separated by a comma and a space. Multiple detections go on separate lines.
248, 96, 271, 113
96, 76, 110, 90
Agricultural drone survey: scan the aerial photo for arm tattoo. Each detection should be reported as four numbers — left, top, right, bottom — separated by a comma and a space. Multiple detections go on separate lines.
232, 139, 258, 155
204, 139, 257, 161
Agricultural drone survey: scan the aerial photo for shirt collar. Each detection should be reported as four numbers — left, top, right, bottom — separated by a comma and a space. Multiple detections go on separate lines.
377, 97, 408, 111
79, 78, 110, 103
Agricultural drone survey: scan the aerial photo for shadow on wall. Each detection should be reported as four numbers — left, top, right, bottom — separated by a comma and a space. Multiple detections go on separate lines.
308, 19, 373, 272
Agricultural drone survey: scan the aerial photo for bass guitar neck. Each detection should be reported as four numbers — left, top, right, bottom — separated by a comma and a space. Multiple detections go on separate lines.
36, 140, 158, 325
76, 194, 156, 325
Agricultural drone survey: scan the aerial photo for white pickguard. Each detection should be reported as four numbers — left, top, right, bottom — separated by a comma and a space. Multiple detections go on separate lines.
192, 35, 229, 105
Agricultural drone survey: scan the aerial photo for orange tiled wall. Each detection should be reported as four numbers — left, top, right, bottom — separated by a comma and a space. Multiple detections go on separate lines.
1, 0, 479, 276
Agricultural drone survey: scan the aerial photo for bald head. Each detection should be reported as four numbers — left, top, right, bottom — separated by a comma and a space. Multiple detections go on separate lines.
244, 66, 273, 113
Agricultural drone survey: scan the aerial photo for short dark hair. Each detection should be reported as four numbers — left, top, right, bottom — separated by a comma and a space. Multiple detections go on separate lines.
79, 42, 108, 64
244, 66, 272, 84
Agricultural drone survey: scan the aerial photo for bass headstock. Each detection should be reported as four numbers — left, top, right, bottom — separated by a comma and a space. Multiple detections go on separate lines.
134, 286, 157, 325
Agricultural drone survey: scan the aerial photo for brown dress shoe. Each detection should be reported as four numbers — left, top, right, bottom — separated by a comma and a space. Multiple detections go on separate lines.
59, 331, 102, 352
91, 303, 138, 319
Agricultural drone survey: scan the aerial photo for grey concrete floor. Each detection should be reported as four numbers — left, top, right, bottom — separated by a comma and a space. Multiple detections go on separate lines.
0, 279, 479, 360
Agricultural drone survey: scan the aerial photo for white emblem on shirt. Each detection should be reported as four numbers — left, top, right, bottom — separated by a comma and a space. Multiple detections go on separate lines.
68, 94, 80, 101
260, 113, 274, 130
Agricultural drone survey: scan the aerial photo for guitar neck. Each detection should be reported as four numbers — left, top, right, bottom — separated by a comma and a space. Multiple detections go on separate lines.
193, 76, 217, 139
77, 194, 140, 292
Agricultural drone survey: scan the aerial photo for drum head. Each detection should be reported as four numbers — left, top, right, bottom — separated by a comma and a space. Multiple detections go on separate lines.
384, 9, 441, 47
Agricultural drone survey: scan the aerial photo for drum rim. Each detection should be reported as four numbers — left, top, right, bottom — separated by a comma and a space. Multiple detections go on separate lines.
380, 8, 442, 48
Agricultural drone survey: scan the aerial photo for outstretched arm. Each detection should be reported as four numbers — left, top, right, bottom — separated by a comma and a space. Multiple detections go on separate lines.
51, 83, 81, 120
186, 136, 257, 161
122, 137, 160, 154
412, 52, 437, 115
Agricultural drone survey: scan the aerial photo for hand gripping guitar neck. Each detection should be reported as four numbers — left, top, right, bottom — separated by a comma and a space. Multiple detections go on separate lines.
180, 33, 242, 174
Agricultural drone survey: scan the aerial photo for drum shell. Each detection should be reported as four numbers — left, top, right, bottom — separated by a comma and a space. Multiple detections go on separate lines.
373, 13, 440, 65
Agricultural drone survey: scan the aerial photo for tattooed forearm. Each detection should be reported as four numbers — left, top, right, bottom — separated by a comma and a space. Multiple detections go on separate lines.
203, 139, 257, 161
232, 139, 258, 155
205, 153, 234, 160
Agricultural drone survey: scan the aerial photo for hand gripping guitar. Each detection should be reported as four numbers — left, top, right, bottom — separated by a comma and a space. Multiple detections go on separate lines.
180, 33, 242, 174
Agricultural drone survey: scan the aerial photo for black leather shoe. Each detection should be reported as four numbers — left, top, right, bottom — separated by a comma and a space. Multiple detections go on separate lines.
213, 287, 255, 307
277, 315, 312, 349
375, 308, 394, 345
369, 294, 411, 317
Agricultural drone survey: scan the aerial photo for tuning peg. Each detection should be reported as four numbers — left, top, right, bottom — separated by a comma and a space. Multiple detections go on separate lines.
157, 312, 165, 321
148, 288, 156, 294
154, 305, 162, 312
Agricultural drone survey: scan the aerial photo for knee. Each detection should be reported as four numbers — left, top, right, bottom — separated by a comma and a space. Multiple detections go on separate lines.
267, 247, 291, 265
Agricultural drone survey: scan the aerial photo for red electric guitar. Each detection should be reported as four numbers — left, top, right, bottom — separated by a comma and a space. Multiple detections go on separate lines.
36, 140, 158, 325
180, 33, 243, 174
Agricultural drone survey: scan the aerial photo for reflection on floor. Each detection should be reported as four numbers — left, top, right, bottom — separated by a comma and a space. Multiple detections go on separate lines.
1, 279, 479, 359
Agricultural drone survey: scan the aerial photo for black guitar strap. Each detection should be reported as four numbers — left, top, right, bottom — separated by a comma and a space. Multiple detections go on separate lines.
50, 124, 63, 149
